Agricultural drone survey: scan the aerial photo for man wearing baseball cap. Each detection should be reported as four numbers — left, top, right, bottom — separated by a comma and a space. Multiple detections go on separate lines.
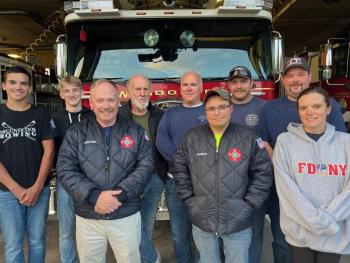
228, 66, 267, 130
173, 88, 272, 263
258, 57, 346, 263
228, 66, 268, 263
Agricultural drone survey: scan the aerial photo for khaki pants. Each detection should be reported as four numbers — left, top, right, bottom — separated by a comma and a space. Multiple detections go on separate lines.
76, 212, 141, 263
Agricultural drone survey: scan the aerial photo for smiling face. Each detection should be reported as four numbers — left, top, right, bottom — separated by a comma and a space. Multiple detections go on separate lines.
282, 67, 312, 101
90, 80, 120, 127
298, 92, 331, 134
2, 72, 32, 103
205, 95, 232, 133
228, 76, 253, 103
60, 84, 82, 108
180, 72, 202, 106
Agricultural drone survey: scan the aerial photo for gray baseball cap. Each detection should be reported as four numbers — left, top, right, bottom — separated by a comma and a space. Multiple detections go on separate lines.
283, 57, 310, 75
204, 88, 231, 106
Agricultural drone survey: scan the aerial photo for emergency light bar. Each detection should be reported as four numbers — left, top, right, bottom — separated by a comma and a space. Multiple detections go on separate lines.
64, 1, 114, 13
222, 0, 273, 9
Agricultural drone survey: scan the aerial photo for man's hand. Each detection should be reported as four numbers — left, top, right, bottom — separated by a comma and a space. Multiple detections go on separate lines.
11, 185, 26, 200
94, 190, 123, 215
20, 184, 42, 206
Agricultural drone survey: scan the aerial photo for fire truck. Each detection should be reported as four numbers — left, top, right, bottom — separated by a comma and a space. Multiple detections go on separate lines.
309, 35, 350, 127
56, 0, 284, 218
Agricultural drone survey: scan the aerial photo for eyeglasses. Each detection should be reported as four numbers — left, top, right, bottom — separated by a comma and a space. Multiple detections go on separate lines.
205, 104, 231, 113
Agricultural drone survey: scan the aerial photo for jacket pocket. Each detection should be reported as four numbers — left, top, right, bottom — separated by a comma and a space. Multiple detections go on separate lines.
186, 196, 208, 229
225, 198, 253, 232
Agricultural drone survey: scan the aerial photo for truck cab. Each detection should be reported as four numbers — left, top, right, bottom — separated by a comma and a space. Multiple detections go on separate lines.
58, 0, 283, 109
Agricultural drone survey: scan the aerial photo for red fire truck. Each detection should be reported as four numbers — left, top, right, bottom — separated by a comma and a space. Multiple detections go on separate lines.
309, 36, 350, 127
56, 0, 284, 218
57, 0, 284, 106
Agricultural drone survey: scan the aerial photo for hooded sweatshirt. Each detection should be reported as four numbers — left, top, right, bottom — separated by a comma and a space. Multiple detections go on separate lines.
273, 122, 350, 254
52, 106, 93, 163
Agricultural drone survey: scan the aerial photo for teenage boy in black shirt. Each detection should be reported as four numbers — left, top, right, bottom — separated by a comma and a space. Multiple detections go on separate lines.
0, 66, 56, 263
52, 76, 92, 263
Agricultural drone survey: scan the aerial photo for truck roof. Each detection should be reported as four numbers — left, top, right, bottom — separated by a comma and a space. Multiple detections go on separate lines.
65, 8, 271, 24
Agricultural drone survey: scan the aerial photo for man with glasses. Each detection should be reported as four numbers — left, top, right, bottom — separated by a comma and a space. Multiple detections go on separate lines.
173, 89, 272, 263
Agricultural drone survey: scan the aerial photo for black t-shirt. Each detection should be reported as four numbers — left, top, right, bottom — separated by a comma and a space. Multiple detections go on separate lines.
0, 104, 57, 191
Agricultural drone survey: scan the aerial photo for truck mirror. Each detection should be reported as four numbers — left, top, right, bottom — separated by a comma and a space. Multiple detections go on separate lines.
271, 31, 284, 79
319, 43, 333, 67
319, 67, 332, 81
55, 35, 67, 79
319, 43, 333, 81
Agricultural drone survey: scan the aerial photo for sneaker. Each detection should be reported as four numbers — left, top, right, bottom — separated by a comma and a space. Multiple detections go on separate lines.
155, 248, 161, 263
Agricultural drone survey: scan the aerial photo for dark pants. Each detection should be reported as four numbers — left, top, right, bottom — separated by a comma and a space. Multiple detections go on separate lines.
265, 185, 292, 263
290, 245, 341, 263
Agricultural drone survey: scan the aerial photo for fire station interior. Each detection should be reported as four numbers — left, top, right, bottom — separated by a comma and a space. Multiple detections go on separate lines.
0, 0, 350, 262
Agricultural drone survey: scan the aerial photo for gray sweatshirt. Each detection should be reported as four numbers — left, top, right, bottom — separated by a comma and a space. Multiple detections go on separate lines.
273, 122, 350, 254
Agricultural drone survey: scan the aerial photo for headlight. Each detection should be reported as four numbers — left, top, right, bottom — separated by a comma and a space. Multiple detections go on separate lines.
144, 29, 160, 47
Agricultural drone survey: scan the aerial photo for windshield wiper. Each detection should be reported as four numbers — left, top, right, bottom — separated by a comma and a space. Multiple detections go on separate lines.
202, 77, 228, 82
151, 78, 181, 84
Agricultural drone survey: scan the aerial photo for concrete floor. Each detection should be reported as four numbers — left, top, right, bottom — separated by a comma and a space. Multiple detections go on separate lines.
1, 217, 349, 262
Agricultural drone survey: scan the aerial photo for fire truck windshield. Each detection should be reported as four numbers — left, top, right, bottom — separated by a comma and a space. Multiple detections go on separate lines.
66, 18, 272, 81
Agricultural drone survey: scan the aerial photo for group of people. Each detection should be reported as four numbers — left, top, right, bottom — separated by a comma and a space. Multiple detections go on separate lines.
0, 56, 349, 263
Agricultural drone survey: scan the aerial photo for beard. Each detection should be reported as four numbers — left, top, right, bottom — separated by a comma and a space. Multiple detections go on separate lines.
131, 97, 149, 110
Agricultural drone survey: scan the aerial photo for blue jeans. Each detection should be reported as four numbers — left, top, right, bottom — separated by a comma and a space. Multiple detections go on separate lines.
192, 225, 252, 263
57, 181, 78, 263
266, 185, 291, 263
249, 205, 266, 263
139, 173, 164, 263
0, 187, 50, 263
166, 177, 193, 263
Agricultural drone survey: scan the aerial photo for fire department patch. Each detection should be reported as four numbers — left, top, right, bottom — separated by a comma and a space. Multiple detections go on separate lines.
120, 135, 135, 149
228, 148, 242, 162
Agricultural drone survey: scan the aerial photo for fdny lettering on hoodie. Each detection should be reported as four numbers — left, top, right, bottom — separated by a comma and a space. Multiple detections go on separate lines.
297, 162, 347, 176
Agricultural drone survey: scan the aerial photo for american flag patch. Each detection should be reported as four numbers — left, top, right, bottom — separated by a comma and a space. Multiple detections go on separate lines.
256, 138, 265, 149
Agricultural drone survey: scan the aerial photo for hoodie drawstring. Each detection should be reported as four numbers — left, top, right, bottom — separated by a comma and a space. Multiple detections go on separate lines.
68, 112, 82, 124
68, 112, 72, 124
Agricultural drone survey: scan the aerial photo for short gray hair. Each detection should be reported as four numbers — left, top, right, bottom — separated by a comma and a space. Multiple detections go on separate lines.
127, 74, 152, 90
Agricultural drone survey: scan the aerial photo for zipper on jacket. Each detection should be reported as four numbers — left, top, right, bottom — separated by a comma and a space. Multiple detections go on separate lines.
105, 134, 112, 184
215, 149, 219, 236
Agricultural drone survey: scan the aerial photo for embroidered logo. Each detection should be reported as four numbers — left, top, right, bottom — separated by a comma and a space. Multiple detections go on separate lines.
245, 114, 259, 127
198, 114, 207, 122
228, 148, 242, 162
120, 135, 135, 149
84, 140, 97, 144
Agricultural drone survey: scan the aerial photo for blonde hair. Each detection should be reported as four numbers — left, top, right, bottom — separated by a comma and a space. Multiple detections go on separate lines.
59, 76, 82, 91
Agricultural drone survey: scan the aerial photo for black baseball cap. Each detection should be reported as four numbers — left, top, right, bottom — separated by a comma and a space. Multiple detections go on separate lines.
204, 88, 231, 106
283, 57, 310, 75
228, 66, 252, 80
